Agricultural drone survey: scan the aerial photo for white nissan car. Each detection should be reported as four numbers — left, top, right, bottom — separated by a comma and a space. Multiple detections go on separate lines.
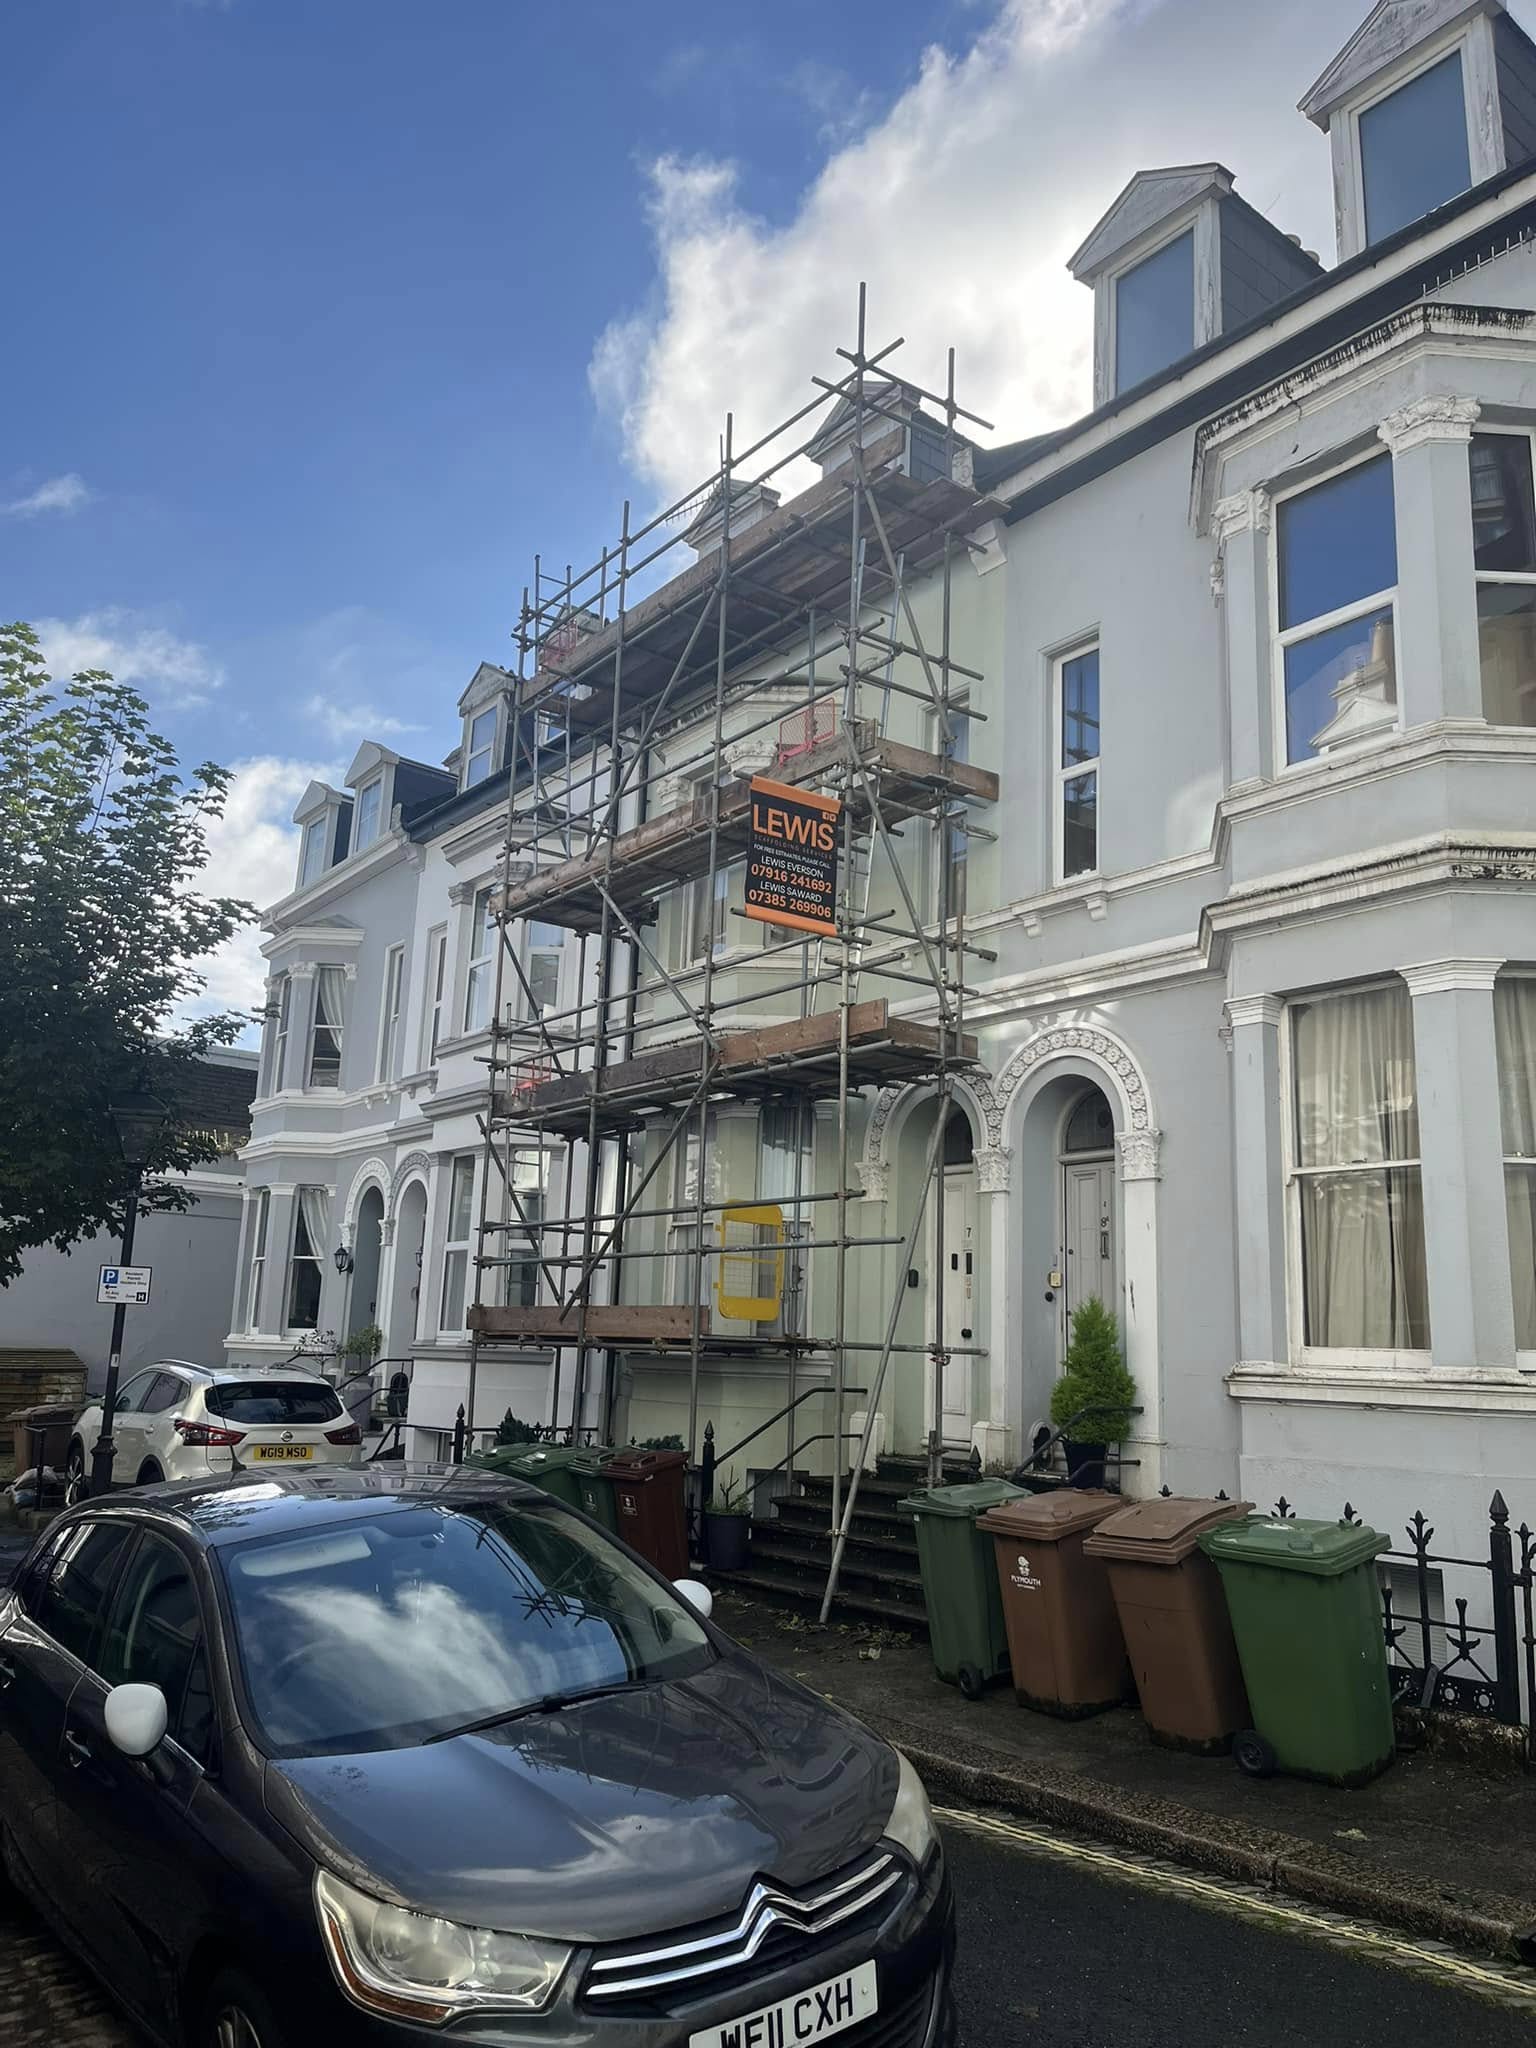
65, 1361, 364, 1495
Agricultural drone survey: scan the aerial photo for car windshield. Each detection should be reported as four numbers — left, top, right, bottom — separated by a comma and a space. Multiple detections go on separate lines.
217, 1500, 714, 1756
205, 1381, 343, 1425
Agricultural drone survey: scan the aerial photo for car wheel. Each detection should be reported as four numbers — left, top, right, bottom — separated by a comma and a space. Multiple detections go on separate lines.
63, 1441, 89, 1505
201, 1969, 291, 2048
136, 1460, 165, 1487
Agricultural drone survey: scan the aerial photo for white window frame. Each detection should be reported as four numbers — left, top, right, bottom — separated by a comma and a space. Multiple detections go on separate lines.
1051, 639, 1100, 886
502, 1149, 545, 1311
522, 921, 563, 1022
438, 1155, 477, 1335
286, 1190, 327, 1332
463, 886, 497, 1036
463, 707, 498, 790
1495, 968, 1536, 1368
1468, 425, 1536, 729
265, 974, 292, 1096
376, 944, 405, 1084
307, 965, 347, 1088
423, 926, 447, 1064
352, 776, 384, 853
1269, 448, 1400, 774
1344, 29, 1482, 255
1280, 978, 1430, 1373
243, 1188, 270, 1333
298, 816, 328, 889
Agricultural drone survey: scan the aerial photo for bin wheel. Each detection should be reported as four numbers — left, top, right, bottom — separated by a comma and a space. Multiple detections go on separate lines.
1234, 1729, 1277, 1779
957, 1664, 985, 1702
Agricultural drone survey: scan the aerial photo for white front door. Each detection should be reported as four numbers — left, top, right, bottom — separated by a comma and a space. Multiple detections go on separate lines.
928, 1169, 977, 1444
1062, 1158, 1116, 1337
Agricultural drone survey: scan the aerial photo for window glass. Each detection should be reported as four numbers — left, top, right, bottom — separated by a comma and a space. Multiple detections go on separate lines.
464, 888, 496, 1034
205, 1381, 344, 1425
1469, 438, 1536, 728
426, 928, 448, 1060
1291, 984, 1427, 1349
1495, 978, 1536, 1351
464, 708, 497, 789
1060, 650, 1099, 768
97, 1535, 213, 1761
378, 945, 404, 1081
288, 1190, 328, 1330
141, 1373, 185, 1415
1062, 770, 1097, 879
352, 778, 383, 852
308, 966, 346, 1088
1064, 1088, 1115, 1154
439, 1156, 476, 1332
1360, 51, 1471, 244
1470, 435, 1536, 573
1114, 230, 1194, 394
113, 1373, 155, 1416
218, 1499, 713, 1757
1283, 609, 1395, 764
1278, 457, 1396, 631
244, 1189, 270, 1331
299, 818, 327, 888
30, 1521, 135, 1664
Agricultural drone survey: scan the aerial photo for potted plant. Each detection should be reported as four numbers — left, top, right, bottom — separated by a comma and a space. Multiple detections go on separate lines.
1049, 1297, 1137, 1488
704, 1468, 752, 1571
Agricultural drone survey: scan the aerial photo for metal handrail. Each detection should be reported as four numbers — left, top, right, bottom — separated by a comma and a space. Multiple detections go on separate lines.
1014, 1403, 1145, 1486
701, 1386, 868, 1508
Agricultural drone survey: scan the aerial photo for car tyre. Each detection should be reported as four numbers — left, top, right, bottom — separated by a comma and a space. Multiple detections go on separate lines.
136, 1461, 165, 1487
200, 1968, 291, 2048
63, 1441, 89, 1505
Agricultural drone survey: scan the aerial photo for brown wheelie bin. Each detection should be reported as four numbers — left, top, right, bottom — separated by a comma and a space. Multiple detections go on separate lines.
603, 1448, 690, 1578
976, 1490, 1129, 1717
1083, 1496, 1252, 1751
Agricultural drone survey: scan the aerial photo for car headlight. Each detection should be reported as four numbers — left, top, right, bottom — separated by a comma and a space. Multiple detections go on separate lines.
882, 1749, 937, 1865
315, 1869, 569, 2025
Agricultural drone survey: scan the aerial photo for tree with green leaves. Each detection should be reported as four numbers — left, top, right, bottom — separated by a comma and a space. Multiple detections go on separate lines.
1049, 1295, 1139, 1440
0, 620, 256, 1287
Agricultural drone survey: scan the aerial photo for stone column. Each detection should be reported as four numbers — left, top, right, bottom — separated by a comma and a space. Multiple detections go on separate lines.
1212, 489, 1273, 786
1224, 995, 1288, 1368
1116, 1125, 1164, 1495
975, 1144, 1014, 1468
1378, 398, 1483, 727
1401, 959, 1514, 1371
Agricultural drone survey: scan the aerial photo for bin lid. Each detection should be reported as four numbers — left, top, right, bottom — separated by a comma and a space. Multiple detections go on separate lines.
1082, 1496, 1253, 1565
975, 1490, 1122, 1541
604, 1448, 688, 1478
898, 1479, 1026, 1520
1199, 1516, 1389, 1578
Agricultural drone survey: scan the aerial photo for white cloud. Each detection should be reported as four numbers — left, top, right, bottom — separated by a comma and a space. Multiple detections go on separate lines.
302, 694, 425, 746
3, 473, 91, 517
185, 751, 344, 1032
590, 0, 1357, 502
36, 608, 224, 712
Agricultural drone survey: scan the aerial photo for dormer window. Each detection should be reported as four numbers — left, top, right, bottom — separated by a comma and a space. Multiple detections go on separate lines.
1114, 230, 1195, 395
1358, 50, 1471, 242
353, 776, 384, 852
464, 708, 497, 789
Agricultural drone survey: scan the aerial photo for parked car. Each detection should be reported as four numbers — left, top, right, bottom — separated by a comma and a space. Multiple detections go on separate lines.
64, 1362, 364, 1496
0, 1466, 954, 2048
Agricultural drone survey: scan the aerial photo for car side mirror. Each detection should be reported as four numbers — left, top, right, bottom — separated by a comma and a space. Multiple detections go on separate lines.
104, 1683, 168, 1759
673, 1578, 713, 1621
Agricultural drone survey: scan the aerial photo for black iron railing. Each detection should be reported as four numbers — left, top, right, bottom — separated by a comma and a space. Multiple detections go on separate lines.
1255, 1492, 1534, 1736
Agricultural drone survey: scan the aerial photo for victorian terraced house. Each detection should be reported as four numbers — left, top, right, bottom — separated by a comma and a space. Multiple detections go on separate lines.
233, 0, 1536, 1595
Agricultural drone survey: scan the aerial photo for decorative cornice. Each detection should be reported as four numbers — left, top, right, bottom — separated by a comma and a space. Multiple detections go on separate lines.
389, 1150, 435, 1206
1377, 395, 1481, 455
996, 1024, 1153, 1134
856, 1159, 890, 1204
1399, 956, 1504, 998
976, 1145, 1013, 1195
1223, 993, 1284, 1032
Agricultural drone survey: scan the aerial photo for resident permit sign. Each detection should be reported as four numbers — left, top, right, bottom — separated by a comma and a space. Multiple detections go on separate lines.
744, 776, 840, 937
98, 1265, 152, 1306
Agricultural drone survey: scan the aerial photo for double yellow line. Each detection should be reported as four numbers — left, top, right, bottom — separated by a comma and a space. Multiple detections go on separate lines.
935, 1805, 1536, 2009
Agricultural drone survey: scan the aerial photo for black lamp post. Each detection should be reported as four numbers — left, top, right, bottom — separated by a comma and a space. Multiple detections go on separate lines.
91, 1092, 169, 1497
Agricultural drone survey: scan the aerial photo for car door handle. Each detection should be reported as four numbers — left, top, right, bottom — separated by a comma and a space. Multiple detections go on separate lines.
64, 1729, 93, 1769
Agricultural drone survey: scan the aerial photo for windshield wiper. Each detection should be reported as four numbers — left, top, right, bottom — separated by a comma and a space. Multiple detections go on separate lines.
423, 1679, 652, 1745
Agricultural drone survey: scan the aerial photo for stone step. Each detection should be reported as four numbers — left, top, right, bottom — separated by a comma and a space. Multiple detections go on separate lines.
773, 1496, 920, 1549
746, 1536, 926, 1605
755, 1521, 922, 1581
798, 1472, 923, 1506
711, 1564, 928, 1635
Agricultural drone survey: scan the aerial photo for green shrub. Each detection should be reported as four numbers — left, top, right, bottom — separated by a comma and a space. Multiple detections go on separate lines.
637, 1433, 684, 1451
495, 1410, 541, 1447
1049, 1297, 1138, 1439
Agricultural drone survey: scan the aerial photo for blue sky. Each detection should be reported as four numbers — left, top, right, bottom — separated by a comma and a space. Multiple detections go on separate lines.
8, 0, 1506, 1019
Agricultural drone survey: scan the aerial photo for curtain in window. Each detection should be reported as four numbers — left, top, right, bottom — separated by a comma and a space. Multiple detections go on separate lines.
1294, 985, 1428, 1349
1496, 979, 1536, 1350
288, 1187, 329, 1328
309, 967, 345, 1086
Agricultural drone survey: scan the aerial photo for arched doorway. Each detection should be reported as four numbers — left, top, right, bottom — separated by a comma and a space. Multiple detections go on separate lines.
1060, 1084, 1116, 1352
387, 1180, 428, 1355
930, 1105, 978, 1447
349, 1185, 385, 1341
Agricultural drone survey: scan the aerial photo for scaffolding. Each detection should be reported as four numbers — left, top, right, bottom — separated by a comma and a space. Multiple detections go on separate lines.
464, 291, 1002, 1616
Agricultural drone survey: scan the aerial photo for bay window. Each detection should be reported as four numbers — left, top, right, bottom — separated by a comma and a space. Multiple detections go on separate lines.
266, 974, 291, 1095
243, 1189, 270, 1332
1495, 976, 1536, 1355
1055, 644, 1099, 880
287, 1188, 328, 1330
307, 966, 346, 1087
1275, 454, 1397, 764
1469, 432, 1536, 728
377, 944, 404, 1083
1289, 982, 1428, 1353
439, 1156, 476, 1333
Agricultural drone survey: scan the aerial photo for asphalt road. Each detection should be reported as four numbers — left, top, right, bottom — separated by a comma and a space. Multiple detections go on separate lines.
2, 1810, 1532, 2045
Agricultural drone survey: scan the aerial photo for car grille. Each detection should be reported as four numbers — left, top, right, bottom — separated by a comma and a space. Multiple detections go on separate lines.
583, 1849, 905, 2007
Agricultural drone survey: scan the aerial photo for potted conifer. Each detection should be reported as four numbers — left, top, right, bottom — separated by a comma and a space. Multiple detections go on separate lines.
1049, 1297, 1137, 1488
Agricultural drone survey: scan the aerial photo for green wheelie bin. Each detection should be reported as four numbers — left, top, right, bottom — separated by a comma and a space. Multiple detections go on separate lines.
1199, 1515, 1395, 1785
900, 1479, 1026, 1698
470, 1444, 618, 1532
